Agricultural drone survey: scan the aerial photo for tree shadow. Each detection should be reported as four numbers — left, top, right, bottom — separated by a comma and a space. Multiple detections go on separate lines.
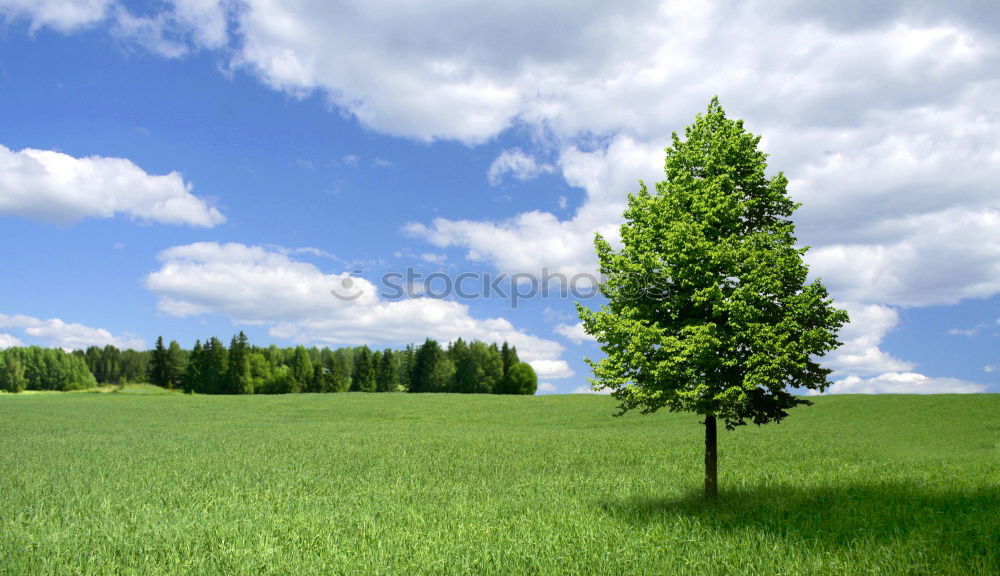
601, 481, 998, 561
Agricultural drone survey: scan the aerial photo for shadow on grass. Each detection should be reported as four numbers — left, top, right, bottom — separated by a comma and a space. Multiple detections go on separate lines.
602, 482, 999, 560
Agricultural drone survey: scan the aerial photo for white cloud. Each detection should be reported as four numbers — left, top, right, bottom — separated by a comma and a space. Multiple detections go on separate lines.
420, 252, 447, 265
145, 242, 573, 377
529, 359, 573, 379
571, 384, 611, 395
487, 148, 553, 186
554, 322, 596, 344
112, 7, 189, 58
0, 145, 225, 227
947, 324, 984, 337
0, 314, 145, 350
985, 364, 996, 373
0, 333, 24, 349
537, 381, 557, 393
0, 0, 112, 32
819, 372, 987, 394
406, 135, 662, 277
823, 303, 913, 377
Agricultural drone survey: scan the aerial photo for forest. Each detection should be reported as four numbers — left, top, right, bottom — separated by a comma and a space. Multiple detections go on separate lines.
0, 334, 537, 395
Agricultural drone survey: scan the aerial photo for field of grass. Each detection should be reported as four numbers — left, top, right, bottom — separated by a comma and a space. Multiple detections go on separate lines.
0, 393, 996, 575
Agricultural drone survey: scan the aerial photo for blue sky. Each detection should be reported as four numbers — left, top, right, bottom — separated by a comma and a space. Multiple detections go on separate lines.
0, 0, 997, 394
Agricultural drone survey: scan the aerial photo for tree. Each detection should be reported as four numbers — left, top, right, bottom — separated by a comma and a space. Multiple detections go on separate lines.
149, 336, 169, 388
166, 340, 187, 389
376, 349, 398, 392
500, 342, 519, 376
226, 332, 252, 394
202, 337, 229, 394
289, 346, 313, 393
498, 362, 537, 395
183, 340, 203, 393
577, 98, 848, 501
0, 351, 26, 393
410, 339, 454, 393
455, 341, 503, 393
351, 346, 376, 392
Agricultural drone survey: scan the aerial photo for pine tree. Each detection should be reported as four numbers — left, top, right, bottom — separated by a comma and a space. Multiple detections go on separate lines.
182, 340, 202, 393
226, 332, 252, 394
149, 336, 169, 388
351, 346, 376, 392
501, 341, 519, 376
376, 349, 398, 392
165, 340, 187, 389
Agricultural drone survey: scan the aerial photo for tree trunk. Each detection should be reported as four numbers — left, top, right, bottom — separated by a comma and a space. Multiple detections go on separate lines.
704, 414, 718, 501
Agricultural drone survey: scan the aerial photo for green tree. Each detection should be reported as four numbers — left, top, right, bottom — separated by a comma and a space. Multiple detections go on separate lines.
351, 346, 376, 392
500, 341, 519, 376
376, 349, 398, 392
183, 340, 203, 393
202, 337, 229, 394
226, 332, 252, 394
0, 351, 27, 393
410, 339, 454, 393
497, 362, 537, 395
289, 346, 314, 393
454, 340, 503, 393
578, 98, 848, 500
149, 336, 169, 388
247, 351, 272, 393
166, 340, 187, 389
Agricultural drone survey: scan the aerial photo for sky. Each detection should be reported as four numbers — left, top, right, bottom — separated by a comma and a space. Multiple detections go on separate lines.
0, 0, 998, 394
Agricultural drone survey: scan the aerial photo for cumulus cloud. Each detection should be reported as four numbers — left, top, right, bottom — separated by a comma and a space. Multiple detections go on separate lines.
536, 381, 557, 393
554, 322, 596, 344
145, 242, 573, 378
487, 149, 553, 186
571, 385, 611, 395
0, 314, 145, 350
406, 135, 662, 277
820, 372, 987, 394
0, 145, 225, 227
0, 0, 112, 32
0, 333, 24, 349
823, 303, 913, 377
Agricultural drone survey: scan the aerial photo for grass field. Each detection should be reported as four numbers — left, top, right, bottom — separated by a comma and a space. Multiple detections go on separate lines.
0, 392, 996, 575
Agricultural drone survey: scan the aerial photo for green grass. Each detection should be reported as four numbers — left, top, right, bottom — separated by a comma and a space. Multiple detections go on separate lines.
8, 383, 182, 396
0, 393, 996, 575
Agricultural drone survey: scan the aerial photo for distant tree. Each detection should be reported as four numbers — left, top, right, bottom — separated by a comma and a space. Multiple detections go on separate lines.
202, 337, 229, 394
447, 338, 469, 391
452, 340, 503, 393
0, 352, 26, 393
577, 98, 848, 500
332, 349, 352, 392
165, 340, 187, 389
398, 344, 415, 391
288, 346, 313, 393
182, 340, 202, 393
351, 346, 377, 392
149, 336, 170, 388
119, 348, 150, 383
501, 342, 519, 376
410, 339, 454, 393
375, 349, 398, 392
498, 362, 537, 395
226, 332, 252, 394
244, 351, 270, 393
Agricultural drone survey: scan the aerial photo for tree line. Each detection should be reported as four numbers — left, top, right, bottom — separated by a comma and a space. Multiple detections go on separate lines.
0, 334, 537, 395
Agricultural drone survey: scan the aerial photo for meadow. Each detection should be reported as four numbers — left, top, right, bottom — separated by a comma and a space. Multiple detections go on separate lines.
0, 391, 996, 575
